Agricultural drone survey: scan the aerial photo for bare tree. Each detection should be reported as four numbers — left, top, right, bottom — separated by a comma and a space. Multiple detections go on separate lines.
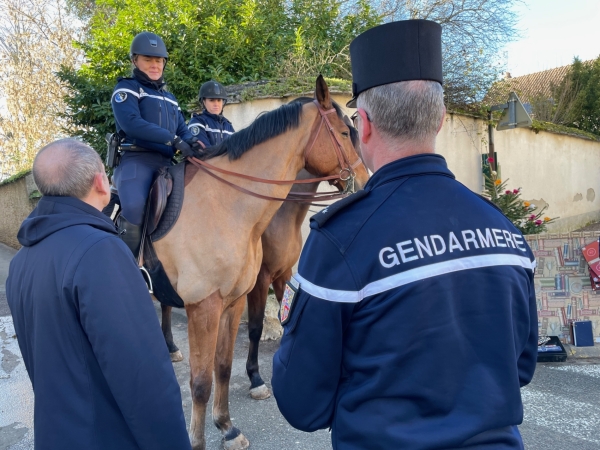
0, 0, 81, 179
372, 0, 520, 108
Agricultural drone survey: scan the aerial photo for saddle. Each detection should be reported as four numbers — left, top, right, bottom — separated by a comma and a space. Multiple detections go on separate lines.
138, 162, 194, 308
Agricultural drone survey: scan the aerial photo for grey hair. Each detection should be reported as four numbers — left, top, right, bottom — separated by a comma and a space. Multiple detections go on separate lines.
33, 138, 104, 199
356, 80, 445, 143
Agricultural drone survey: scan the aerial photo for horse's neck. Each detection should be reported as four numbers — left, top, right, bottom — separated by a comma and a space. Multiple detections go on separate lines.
198, 125, 311, 236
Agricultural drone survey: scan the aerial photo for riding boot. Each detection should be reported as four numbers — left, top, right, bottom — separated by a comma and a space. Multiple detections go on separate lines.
118, 216, 143, 261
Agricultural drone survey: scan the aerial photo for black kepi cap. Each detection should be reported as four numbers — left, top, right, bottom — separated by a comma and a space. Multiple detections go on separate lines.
347, 19, 442, 108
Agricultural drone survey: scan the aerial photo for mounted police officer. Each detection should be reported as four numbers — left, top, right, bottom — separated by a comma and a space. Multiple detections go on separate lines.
188, 80, 235, 148
111, 31, 200, 258
272, 20, 538, 450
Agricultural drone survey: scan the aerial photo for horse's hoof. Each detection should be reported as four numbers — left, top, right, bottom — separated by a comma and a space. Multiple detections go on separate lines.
170, 350, 184, 362
249, 384, 271, 400
223, 433, 249, 450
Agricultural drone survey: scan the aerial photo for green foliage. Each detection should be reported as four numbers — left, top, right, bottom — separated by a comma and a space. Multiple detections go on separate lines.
233, 77, 352, 103
530, 119, 600, 142
0, 168, 31, 186
483, 170, 558, 235
58, 0, 381, 155
57, 66, 115, 162
553, 57, 600, 135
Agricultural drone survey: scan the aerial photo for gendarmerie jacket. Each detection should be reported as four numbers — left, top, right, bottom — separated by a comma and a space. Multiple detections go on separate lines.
112, 73, 194, 158
273, 154, 537, 450
188, 110, 234, 148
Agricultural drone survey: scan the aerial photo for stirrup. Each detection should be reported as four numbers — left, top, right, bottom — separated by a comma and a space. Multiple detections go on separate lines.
140, 266, 154, 294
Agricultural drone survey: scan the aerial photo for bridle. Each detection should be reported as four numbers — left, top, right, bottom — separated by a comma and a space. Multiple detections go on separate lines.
187, 99, 365, 204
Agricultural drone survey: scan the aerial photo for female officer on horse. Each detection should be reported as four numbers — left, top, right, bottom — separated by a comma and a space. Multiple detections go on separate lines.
188, 80, 235, 148
111, 31, 200, 258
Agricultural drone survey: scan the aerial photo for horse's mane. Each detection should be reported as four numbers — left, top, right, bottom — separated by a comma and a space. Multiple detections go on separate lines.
200, 96, 353, 161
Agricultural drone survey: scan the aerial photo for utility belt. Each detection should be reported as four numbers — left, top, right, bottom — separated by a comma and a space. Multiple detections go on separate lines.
105, 133, 154, 168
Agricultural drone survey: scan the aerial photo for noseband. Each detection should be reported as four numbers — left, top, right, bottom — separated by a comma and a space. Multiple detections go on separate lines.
305, 100, 364, 194
187, 100, 365, 203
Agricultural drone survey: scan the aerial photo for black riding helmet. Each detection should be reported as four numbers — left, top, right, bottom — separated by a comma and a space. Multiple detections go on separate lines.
199, 80, 228, 105
129, 32, 168, 61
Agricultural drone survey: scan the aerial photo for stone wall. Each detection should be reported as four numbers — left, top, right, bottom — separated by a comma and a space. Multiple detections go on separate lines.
0, 173, 39, 249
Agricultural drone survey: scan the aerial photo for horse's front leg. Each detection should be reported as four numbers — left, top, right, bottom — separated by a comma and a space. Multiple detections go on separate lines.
161, 304, 183, 362
246, 265, 272, 400
186, 293, 222, 450
213, 296, 250, 450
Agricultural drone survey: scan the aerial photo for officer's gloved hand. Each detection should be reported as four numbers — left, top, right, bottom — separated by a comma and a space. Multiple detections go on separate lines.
173, 136, 194, 158
190, 139, 206, 156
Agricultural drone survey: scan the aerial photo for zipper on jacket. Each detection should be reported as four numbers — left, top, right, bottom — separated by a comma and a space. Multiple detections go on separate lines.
159, 103, 162, 128
160, 91, 172, 133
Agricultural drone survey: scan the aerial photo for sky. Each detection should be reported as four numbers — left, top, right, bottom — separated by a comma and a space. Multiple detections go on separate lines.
504, 0, 600, 77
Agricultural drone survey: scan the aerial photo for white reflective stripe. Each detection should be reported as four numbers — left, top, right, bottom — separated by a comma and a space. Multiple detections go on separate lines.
296, 254, 536, 303
187, 124, 233, 134
111, 89, 180, 109
295, 273, 361, 303
205, 127, 233, 135
111, 88, 140, 101
144, 94, 179, 108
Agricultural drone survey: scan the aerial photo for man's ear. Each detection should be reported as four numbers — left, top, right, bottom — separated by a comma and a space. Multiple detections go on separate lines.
437, 106, 446, 135
93, 172, 110, 196
359, 109, 371, 144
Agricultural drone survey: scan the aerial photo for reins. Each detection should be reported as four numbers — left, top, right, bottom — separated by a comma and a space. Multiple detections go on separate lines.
187, 99, 364, 204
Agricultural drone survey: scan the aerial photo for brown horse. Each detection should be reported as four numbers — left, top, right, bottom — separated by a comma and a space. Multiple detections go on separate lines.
154, 76, 369, 450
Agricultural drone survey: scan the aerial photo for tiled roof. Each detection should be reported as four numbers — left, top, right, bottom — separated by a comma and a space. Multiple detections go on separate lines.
484, 61, 593, 105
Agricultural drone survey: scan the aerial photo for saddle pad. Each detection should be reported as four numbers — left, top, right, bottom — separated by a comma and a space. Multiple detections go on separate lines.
151, 162, 186, 242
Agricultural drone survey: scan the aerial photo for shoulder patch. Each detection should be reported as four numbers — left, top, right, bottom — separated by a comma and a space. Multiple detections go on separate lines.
280, 276, 300, 325
310, 189, 370, 229
189, 125, 200, 136
114, 92, 127, 103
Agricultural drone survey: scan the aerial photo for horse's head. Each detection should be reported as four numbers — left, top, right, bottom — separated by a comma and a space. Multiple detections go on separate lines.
302, 76, 369, 193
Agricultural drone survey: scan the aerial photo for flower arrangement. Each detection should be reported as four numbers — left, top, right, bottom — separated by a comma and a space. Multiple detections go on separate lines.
483, 170, 558, 235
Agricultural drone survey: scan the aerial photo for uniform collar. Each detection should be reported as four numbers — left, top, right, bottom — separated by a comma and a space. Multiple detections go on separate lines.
364, 153, 454, 191
202, 110, 224, 122
133, 68, 165, 90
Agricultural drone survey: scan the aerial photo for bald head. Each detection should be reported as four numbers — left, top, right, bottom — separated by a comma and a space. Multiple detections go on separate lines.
33, 139, 104, 200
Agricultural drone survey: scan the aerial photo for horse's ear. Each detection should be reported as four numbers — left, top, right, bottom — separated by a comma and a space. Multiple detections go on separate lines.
315, 74, 332, 110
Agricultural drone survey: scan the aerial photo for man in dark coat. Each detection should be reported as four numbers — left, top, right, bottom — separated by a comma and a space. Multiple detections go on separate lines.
6, 139, 191, 450
272, 20, 538, 450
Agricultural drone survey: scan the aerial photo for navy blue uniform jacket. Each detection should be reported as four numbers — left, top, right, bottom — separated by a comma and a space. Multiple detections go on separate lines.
272, 154, 538, 450
6, 196, 191, 450
188, 111, 235, 148
112, 76, 194, 158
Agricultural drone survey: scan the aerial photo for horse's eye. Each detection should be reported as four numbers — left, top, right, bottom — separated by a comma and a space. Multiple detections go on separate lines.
341, 131, 349, 137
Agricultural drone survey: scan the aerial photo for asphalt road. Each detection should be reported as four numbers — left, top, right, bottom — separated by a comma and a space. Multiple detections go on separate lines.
2, 303, 600, 450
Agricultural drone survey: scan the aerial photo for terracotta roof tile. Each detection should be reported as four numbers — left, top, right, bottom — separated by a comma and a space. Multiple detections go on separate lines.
484, 61, 593, 105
